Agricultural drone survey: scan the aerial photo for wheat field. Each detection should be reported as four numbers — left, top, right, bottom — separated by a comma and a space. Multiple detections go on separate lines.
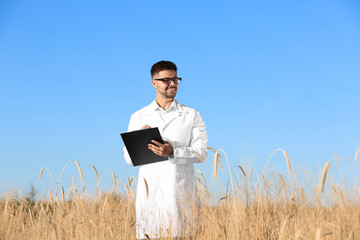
1, 147, 359, 239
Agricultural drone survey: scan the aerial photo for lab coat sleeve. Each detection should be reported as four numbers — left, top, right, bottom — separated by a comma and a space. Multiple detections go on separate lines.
169, 111, 208, 164
123, 114, 139, 166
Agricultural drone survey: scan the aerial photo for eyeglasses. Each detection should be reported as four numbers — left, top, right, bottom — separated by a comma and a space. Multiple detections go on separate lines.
154, 77, 182, 85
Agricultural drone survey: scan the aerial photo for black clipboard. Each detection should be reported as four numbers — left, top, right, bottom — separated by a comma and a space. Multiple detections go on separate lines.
121, 127, 168, 166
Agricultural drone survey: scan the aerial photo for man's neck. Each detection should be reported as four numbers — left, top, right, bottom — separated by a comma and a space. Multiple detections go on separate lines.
155, 97, 174, 111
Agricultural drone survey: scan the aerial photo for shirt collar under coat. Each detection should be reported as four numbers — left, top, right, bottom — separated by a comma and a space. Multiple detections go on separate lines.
147, 99, 187, 114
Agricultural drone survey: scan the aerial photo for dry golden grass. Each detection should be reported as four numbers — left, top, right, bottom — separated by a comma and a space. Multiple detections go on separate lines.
1, 148, 360, 239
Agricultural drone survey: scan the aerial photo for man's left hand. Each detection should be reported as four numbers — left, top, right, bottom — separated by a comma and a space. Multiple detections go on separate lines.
148, 140, 173, 157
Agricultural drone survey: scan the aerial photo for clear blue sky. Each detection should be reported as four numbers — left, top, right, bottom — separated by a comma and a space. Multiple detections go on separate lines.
1, 0, 359, 195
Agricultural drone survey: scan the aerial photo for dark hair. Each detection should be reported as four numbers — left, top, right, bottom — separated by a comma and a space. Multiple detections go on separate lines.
150, 60, 177, 77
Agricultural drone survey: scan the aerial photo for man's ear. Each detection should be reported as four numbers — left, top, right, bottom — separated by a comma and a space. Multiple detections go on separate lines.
152, 80, 157, 88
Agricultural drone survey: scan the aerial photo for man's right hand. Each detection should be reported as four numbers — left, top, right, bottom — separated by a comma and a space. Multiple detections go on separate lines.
141, 125, 151, 129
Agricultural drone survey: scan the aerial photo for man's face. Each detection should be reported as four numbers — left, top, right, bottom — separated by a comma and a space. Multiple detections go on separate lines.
152, 69, 178, 99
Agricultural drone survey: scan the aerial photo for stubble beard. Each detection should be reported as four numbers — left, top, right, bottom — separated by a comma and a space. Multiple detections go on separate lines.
161, 86, 177, 99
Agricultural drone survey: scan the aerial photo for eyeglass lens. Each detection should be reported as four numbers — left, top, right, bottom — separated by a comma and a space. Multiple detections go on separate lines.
163, 78, 180, 85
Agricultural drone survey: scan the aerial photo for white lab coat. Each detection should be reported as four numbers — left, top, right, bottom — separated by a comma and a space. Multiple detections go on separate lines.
123, 99, 208, 239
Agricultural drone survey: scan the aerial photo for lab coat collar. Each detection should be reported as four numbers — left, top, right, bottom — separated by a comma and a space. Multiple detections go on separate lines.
144, 100, 189, 132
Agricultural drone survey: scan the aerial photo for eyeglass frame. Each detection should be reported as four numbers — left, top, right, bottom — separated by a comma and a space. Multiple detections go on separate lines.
153, 77, 182, 85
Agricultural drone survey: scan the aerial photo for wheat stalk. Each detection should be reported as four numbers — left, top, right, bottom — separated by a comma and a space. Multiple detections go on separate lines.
212, 149, 238, 215
300, 188, 305, 201
124, 176, 135, 199
4, 200, 8, 214
89, 219, 97, 228
127, 176, 134, 187
355, 147, 359, 162
39, 167, 44, 180
107, 226, 114, 238
21, 222, 25, 236
295, 230, 302, 240
52, 221, 59, 240
319, 161, 331, 192
208, 147, 223, 177
212, 151, 223, 177
143, 178, 149, 198
315, 228, 322, 240
213, 152, 218, 177
279, 216, 288, 240
38, 167, 54, 185
56, 160, 83, 194
125, 184, 131, 199
206, 146, 217, 152
91, 165, 99, 178
348, 229, 354, 239
250, 186, 256, 196
238, 165, 246, 177
338, 189, 344, 205
256, 148, 292, 239
197, 169, 206, 186
281, 149, 292, 173
66, 187, 74, 197
40, 203, 46, 215
74, 161, 83, 180
278, 173, 287, 193
112, 172, 117, 188
331, 185, 337, 195
72, 176, 76, 189
61, 186, 65, 202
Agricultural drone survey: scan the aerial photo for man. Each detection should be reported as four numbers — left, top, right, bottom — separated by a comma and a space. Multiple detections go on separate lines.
123, 60, 208, 239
